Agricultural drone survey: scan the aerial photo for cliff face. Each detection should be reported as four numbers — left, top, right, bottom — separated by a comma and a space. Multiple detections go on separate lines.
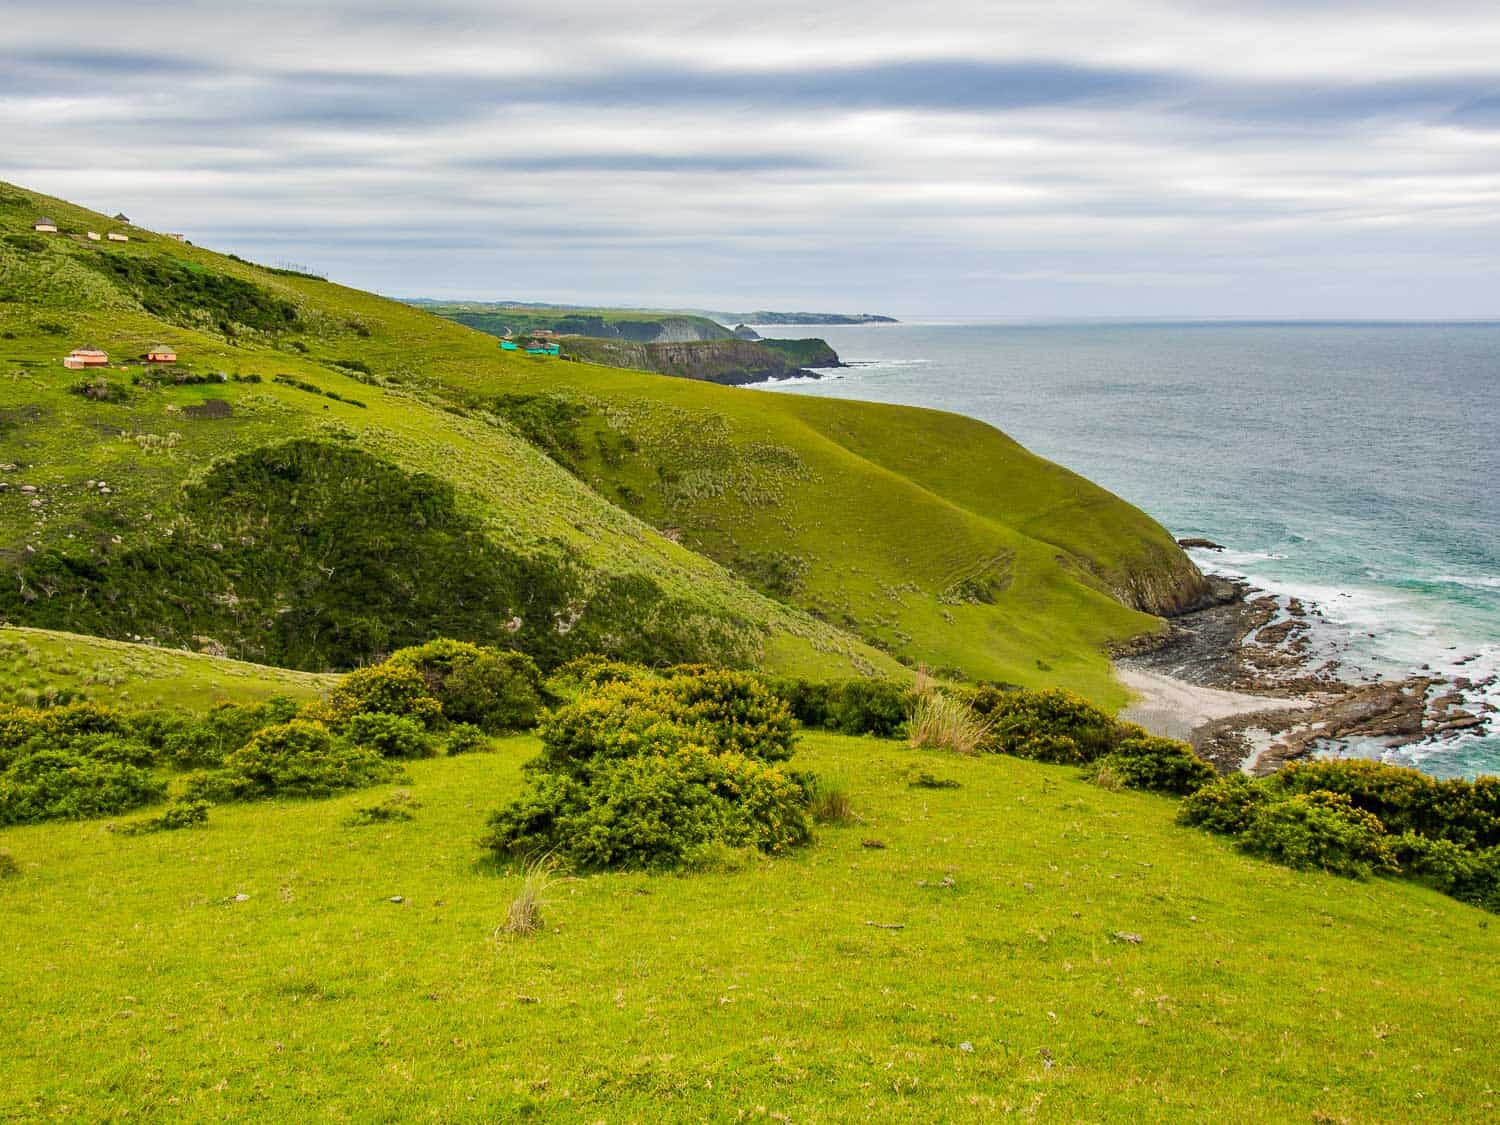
564, 336, 837, 384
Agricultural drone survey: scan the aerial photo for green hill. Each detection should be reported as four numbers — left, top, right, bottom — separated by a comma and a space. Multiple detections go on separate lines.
0, 183, 1205, 700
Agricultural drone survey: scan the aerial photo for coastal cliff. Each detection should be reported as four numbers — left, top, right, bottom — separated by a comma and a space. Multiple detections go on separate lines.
563, 336, 838, 384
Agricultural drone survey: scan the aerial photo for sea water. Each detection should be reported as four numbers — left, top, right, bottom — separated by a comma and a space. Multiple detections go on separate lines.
751, 321, 1500, 779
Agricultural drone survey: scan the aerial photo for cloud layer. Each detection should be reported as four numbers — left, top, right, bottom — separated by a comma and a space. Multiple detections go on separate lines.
3, 1, 1499, 316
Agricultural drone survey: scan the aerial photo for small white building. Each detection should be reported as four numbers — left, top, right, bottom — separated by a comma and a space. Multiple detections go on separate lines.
107, 232, 129, 242
86, 231, 101, 241
33, 217, 57, 233
165, 233, 186, 242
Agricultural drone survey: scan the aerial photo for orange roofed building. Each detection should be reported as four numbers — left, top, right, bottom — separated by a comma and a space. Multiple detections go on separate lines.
63, 348, 109, 370
145, 346, 177, 363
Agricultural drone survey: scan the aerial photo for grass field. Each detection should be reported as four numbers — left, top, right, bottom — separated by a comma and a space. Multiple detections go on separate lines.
3, 731, 1496, 1121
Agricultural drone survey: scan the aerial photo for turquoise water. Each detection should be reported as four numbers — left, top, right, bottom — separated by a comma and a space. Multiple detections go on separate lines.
753, 321, 1500, 779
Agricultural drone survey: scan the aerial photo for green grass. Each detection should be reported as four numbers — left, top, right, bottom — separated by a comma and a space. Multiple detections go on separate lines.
0, 625, 333, 709
0, 180, 1204, 699
2, 731, 1495, 1120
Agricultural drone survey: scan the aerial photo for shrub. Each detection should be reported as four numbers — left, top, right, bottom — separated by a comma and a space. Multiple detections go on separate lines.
829, 678, 914, 737
387, 640, 543, 732
342, 711, 436, 759
222, 720, 397, 798
1178, 774, 1269, 836
344, 790, 419, 826
485, 744, 811, 870
0, 850, 17, 878
1390, 833, 1500, 911
442, 723, 489, 755
483, 667, 812, 870
908, 691, 992, 754
1094, 736, 1216, 795
1270, 759, 1500, 849
118, 798, 210, 835
1238, 791, 1398, 879
546, 655, 648, 697
328, 665, 444, 729
909, 771, 961, 790
978, 689, 1122, 763
0, 749, 166, 825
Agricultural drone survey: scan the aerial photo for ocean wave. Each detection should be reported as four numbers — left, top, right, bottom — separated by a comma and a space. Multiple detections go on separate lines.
1435, 574, 1500, 591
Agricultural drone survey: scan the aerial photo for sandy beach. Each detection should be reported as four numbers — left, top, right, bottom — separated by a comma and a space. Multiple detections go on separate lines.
1116, 663, 1311, 743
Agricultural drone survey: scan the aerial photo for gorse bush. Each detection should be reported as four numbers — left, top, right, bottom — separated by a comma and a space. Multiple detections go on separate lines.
1237, 790, 1398, 879
1094, 735, 1217, 796
220, 720, 398, 799
0, 701, 165, 824
0, 750, 165, 825
761, 675, 915, 737
386, 640, 544, 732
328, 665, 444, 729
976, 688, 1122, 763
1181, 762, 1500, 908
342, 712, 436, 759
483, 667, 812, 870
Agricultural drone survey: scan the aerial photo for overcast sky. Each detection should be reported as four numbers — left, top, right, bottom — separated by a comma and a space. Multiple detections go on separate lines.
4, 1, 1499, 316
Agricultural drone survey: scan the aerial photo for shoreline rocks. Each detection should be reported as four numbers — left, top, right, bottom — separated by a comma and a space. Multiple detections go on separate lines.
1122, 571, 1494, 776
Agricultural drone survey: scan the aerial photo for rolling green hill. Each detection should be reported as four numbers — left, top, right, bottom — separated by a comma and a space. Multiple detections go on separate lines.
0, 183, 1205, 700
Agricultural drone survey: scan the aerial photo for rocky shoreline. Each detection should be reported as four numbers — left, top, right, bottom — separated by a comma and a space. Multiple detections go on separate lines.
1118, 574, 1497, 776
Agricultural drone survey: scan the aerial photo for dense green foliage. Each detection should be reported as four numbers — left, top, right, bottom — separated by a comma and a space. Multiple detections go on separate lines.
84, 252, 301, 335
218, 720, 397, 799
763, 675, 917, 737
3, 440, 764, 672
1182, 762, 1500, 906
483, 667, 811, 869
1094, 735, 1218, 795
386, 639, 545, 732
971, 687, 1125, 763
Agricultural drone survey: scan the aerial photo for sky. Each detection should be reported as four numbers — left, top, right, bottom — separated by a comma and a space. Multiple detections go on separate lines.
3, 1, 1500, 317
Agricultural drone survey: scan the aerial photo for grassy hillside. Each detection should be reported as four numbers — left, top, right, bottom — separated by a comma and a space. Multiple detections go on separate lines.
3, 730, 1495, 1120
0, 182, 1204, 700
0, 625, 333, 709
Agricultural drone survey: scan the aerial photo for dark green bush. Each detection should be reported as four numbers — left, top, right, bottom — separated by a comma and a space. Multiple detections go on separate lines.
1270, 759, 1500, 849
118, 798, 210, 835
386, 640, 544, 731
1178, 774, 1270, 835
0, 749, 166, 825
1238, 790, 1398, 879
483, 667, 811, 870
484, 743, 811, 870
760, 676, 914, 737
221, 720, 397, 798
328, 665, 444, 729
442, 723, 489, 755
1095, 736, 1216, 795
342, 712, 435, 759
979, 689, 1121, 763
1391, 833, 1500, 911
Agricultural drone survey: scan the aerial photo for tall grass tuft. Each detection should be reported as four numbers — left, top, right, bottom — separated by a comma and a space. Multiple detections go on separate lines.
498, 856, 559, 938
908, 692, 992, 755
808, 779, 857, 825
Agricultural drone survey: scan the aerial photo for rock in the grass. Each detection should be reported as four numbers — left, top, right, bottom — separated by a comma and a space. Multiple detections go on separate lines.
1113, 931, 1143, 944
958, 1041, 974, 1053
389, 895, 404, 904
232, 893, 250, 902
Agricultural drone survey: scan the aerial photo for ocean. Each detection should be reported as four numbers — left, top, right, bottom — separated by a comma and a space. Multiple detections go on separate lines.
751, 320, 1500, 779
